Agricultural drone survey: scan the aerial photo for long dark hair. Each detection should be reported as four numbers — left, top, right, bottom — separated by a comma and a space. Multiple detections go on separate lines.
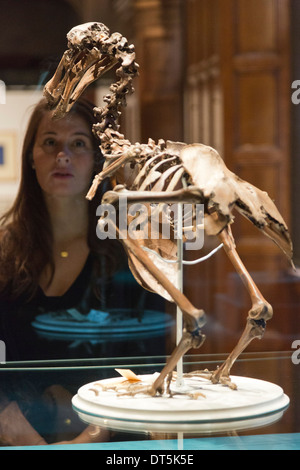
0, 97, 122, 301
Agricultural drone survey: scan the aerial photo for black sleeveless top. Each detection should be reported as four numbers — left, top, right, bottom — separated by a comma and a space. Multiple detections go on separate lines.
0, 254, 167, 443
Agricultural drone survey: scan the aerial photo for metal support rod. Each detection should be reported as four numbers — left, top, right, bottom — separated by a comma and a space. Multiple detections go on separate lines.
176, 203, 184, 388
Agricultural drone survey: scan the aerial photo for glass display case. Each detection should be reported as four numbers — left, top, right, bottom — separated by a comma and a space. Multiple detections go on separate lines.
0, 0, 299, 454
0, 350, 299, 450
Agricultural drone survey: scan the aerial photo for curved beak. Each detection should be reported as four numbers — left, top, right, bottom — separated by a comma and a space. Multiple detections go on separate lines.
43, 22, 138, 123
44, 46, 118, 120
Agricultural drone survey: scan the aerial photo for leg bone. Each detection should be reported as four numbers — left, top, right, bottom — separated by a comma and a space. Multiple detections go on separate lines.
114, 225, 206, 395
149, 330, 206, 396
211, 225, 273, 386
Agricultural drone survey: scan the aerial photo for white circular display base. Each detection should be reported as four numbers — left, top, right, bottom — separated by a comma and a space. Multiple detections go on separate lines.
72, 374, 289, 434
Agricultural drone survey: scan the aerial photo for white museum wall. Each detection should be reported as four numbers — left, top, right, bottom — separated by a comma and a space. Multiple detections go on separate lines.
0, 89, 42, 216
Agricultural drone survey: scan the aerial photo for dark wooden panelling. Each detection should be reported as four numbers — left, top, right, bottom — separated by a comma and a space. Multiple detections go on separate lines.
183, 0, 293, 353
235, 0, 277, 53
221, 0, 291, 228
184, 0, 291, 259
236, 72, 278, 146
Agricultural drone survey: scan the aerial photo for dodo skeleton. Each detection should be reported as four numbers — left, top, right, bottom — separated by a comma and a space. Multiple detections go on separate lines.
44, 22, 293, 395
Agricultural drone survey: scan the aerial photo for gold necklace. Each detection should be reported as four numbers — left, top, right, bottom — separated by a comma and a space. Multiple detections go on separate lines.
58, 235, 86, 259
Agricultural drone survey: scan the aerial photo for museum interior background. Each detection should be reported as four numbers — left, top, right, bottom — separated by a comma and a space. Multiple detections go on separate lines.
0, 0, 299, 358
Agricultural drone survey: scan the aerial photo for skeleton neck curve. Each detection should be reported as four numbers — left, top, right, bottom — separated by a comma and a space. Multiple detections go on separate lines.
91, 32, 139, 155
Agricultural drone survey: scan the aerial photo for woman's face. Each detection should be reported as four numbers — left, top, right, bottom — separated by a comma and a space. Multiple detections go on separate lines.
32, 111, 95, 199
